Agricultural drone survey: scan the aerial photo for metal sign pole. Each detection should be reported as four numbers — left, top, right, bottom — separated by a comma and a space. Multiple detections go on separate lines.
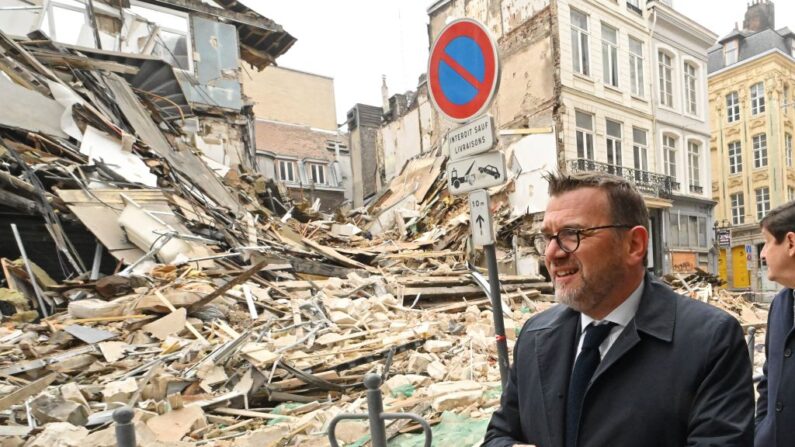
484, 242, 510, 389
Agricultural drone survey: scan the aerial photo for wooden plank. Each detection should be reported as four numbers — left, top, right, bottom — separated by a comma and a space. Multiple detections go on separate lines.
187, 260, 268, 312
0, 373, 56, 411
301, 237, 373, 271
212, 407, 296, 420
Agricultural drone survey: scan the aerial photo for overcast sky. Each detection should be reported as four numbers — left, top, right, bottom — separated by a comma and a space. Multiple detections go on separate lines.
252, 1, 795, 125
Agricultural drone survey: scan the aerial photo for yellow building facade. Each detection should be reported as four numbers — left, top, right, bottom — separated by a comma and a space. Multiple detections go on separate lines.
709, 46, 795, 290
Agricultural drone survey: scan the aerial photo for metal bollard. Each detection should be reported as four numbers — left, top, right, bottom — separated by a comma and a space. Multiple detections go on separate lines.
328, 374, 432, 447
113, 406, 137, 447
746, 326, 757, 365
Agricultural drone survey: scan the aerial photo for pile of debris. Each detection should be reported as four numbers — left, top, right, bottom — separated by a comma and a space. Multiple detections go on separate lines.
0, 259, 554, 446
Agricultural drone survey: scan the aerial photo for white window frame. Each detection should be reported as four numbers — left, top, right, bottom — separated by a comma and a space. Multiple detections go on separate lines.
307, 162, 328, 186
724, 39, 738, 65
633, 127, 648, 174
658, 50, 673, 108
728, 141, 742, 174
687, 140, 701, 188
276, 159, 298, 183
684, 62, 698, 115
786, 133, 793, 167
753, 133, 768, 168
726, 91, 740, 123
663, 134, 677, 182
129, 1, 192, 72
756, 187, 770, 220
571, 9, 590, 77
575, 111, 594, 160
629, 36, 645, 97
606, 119, 622, 168
731, 192, 745, 225
750, 81, 766, 115
601, 23, 619, 88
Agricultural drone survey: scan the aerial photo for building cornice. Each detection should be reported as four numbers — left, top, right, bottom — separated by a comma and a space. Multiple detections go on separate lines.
647, 1, 718, 48
708, 48, 795, 80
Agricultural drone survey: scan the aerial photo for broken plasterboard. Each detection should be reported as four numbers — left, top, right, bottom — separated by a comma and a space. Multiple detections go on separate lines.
79, 126, 158, 187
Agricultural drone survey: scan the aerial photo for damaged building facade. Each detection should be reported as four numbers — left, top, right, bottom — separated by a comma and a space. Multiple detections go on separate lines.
0, 0, 295, 278
414, 0, 717, 276
0, 0, 295, 171
245, 66, 351, 213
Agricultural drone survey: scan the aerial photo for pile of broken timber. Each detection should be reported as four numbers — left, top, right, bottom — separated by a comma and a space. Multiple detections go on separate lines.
0, 264, 553, 446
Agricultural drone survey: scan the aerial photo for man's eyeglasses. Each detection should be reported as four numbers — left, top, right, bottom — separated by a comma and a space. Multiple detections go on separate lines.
532, 224, 633, 255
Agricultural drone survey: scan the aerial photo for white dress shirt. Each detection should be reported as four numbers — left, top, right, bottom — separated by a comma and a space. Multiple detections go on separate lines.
575, 278, 645, 361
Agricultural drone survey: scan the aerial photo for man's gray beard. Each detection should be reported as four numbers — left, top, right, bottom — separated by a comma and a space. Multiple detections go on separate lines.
554, 262, 622, 313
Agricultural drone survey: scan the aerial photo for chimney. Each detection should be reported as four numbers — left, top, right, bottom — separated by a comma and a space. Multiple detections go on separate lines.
381, 75, 390, 114
743, 0, 775, 32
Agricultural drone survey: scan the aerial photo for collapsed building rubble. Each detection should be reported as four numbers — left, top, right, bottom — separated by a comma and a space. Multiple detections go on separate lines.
0, 12, 769, 447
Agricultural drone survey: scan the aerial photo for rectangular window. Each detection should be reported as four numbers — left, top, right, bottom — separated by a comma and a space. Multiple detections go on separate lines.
786, 133, 793, 167
731, 192, 745, 225
698, 216, 707, 247
601, 23, 619, 87
726, 92, 740, 123
571, 10, 590, 76
684, 63, 697, 115
688, 141, 700, 188
728, 141, 742, 174
753, 133, 768, 168
130, 4, 191, 71
756, 187, 770, 220
724, 39, 738, 65
633, 127, 648, 181
308, 162, 328, 185
277, 159, 297, 183
627, 0, 642, 14
669, 212, 680, 246
629, 37, 645, 97
751, 82, 766, 115
606, 119, 622, 172
789, 187, 794, 201
663, 135, 677, 182
575, 111, 594, 160
658, 51, 673, 107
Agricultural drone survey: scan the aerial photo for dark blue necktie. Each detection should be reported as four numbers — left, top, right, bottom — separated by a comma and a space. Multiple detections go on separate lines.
565, 322, 616, 447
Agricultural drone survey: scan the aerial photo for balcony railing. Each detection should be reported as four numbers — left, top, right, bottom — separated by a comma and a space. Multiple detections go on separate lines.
568, 159, 677, 199
689, 184, 704, 194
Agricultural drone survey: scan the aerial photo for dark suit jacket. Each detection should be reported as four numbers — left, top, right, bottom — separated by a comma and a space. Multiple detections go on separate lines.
483, 274, 754, 447
755, 287, 795, 447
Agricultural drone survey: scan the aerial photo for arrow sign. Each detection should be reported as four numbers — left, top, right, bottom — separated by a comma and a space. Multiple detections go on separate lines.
469, 189, 493, 246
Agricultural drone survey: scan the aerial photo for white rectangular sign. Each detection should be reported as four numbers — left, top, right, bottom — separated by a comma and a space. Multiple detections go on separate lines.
469, 189, 493, 246
447, 115, 496, 161
447, 151, 507, 195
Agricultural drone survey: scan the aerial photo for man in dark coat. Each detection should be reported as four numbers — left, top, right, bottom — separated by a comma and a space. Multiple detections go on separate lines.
756, 201, 795, 446
483, 172, 754, 447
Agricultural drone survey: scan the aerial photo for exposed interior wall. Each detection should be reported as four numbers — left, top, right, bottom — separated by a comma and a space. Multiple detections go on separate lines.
243, 66, 338, 131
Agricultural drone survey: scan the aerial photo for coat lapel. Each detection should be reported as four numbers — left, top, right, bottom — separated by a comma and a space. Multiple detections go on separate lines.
536, 308, 579, 447
591, 273, 675, 386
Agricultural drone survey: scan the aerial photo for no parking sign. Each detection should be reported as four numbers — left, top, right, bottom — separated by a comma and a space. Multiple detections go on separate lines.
427, 19, 500, 123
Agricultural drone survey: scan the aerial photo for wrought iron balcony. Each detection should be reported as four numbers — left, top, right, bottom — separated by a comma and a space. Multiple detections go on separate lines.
689, 184, 704, 194
568, 159, 677, 199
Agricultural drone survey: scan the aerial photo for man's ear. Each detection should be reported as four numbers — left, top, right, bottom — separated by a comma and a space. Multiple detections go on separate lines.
787, 232, 795, 256
627, 225, 649, 265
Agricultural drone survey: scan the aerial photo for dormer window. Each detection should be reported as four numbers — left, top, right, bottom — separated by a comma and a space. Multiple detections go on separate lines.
724, 39, 738, 65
